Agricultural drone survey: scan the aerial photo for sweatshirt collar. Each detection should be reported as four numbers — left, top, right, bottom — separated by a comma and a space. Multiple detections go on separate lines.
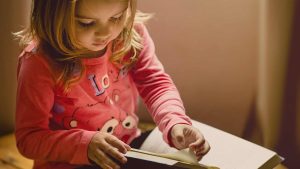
81, 43, 112, 65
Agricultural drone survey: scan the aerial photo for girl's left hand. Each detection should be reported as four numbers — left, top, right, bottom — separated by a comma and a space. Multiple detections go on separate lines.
170, 124, 210, 161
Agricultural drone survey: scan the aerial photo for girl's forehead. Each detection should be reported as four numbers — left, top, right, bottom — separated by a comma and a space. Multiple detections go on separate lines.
76, 0, 129, 17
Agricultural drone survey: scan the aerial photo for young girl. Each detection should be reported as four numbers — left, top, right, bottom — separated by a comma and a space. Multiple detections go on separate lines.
15, 0, 210, 169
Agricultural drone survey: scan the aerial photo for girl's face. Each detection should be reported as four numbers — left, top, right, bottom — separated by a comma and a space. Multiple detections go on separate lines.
75, 0, 129, 52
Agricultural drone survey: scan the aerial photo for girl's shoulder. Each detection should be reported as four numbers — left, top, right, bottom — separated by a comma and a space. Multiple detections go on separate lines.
17, 41, 56, 80
133, 23, 153, 49
19, 41, 53, 69
133, 23, 148, 38
20, 41, 42, 60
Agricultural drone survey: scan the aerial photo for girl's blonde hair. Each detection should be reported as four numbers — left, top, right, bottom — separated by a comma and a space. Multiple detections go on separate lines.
14, 0, 152, 91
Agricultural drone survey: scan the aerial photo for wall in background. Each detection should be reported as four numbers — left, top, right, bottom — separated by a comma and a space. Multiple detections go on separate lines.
0, 1, 30, 135
137, 0, 259, 136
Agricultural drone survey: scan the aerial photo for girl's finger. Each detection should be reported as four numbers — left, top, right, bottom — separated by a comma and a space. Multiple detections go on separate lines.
196, 154, 203, 161
99, 140, 127, 164
89, 153, 111, 169
106, 136, 131, 153
198, 140, 210, 156
172, 130, 186, 149
189, 138, 205, 152
124, 143, 131, 151
94, 148, 120, 169
195, 150, 205, 161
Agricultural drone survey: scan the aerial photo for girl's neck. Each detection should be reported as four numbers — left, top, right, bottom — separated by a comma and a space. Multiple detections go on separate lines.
85, 47, 108, 58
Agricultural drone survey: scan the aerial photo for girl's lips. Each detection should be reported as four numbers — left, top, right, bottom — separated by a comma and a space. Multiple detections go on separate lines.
93, 40, 108, 46
93, 42, 105, 46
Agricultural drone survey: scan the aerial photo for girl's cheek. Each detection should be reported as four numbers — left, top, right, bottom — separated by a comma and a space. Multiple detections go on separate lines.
114, 26, 126, 36
76, 30, 93, 41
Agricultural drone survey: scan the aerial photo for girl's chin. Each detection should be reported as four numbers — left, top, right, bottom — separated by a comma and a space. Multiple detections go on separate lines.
84, 46, 107, 58
88, 46, 106, 52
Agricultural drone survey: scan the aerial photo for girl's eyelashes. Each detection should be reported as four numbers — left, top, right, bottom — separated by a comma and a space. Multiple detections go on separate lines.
77, 21, 96, 28
110, 13, 125, 23
76, 12, 125, 28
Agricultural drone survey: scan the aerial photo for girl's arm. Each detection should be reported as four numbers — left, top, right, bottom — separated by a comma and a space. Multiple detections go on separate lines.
130, 24, 192, 145
15, 52, 95, 165
131, 25, 210, 158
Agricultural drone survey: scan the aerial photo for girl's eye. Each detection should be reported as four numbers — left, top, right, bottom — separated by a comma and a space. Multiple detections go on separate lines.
110, 14, 124, 23
77, 21, 95, 28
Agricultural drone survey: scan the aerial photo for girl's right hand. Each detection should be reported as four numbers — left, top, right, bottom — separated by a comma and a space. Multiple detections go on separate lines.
88, 132, 131, 169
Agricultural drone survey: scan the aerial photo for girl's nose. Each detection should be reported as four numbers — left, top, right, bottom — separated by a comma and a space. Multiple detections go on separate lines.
95, 24, 111, 38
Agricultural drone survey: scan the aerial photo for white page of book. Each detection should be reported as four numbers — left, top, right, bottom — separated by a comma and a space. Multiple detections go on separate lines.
140, 120, 282, 169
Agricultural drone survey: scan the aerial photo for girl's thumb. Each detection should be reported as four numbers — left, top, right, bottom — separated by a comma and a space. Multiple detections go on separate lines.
173, 128, 185, 145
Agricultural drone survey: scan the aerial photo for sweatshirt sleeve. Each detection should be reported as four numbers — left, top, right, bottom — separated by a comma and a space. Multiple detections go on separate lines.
15, 52, 96, 165
130, 24, 192, 145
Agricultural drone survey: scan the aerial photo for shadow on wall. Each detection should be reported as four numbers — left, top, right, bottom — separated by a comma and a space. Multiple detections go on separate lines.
278, 1, 300, 167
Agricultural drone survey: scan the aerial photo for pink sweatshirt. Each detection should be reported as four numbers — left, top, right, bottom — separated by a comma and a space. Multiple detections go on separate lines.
15, 24, 192, 169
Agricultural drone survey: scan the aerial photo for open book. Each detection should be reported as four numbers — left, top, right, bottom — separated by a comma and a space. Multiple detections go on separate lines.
124, 120, 283, 169
125, 148, 218, 169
